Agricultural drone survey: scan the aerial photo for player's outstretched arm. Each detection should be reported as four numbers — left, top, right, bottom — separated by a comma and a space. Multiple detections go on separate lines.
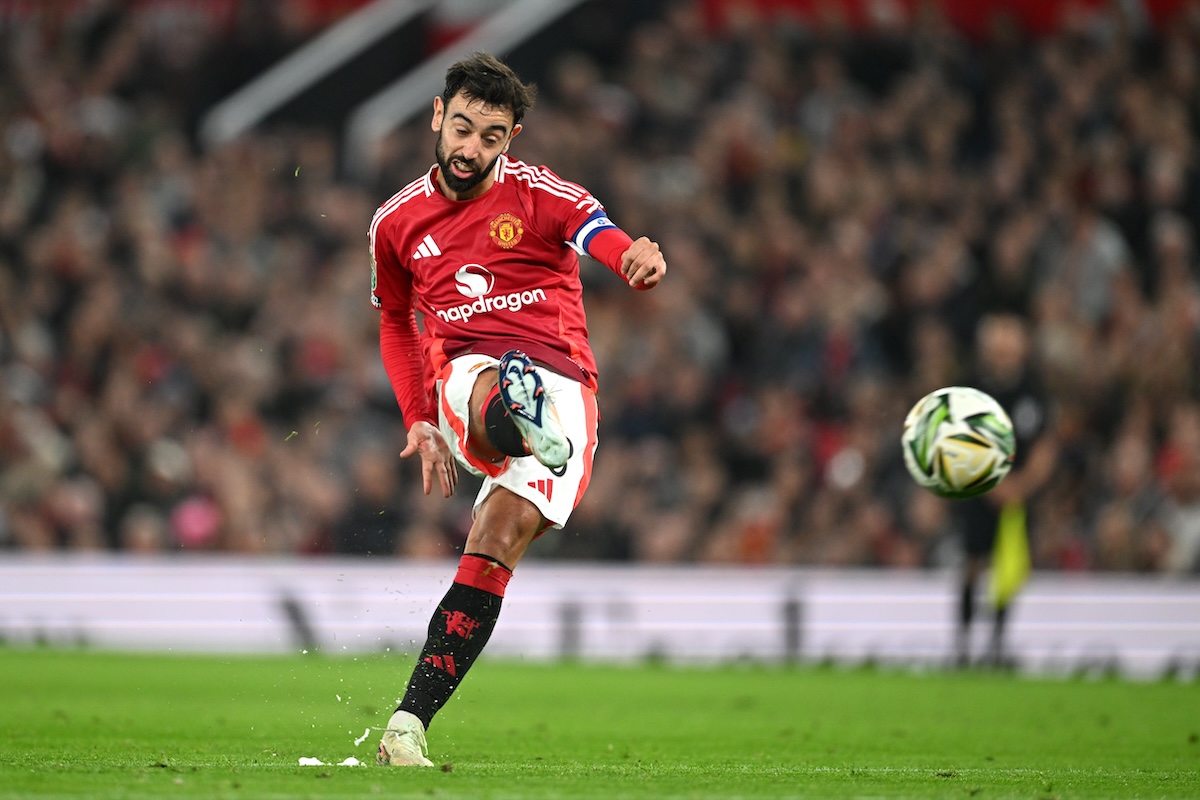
620, 237, 666, 290
400, 420, 458, 498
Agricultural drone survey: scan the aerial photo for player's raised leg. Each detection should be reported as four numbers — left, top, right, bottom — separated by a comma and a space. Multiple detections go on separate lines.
497, 350, 572, 469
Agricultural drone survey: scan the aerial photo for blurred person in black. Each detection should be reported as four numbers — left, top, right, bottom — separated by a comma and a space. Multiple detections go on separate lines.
954, 313, 1059, 668
330, 446, 404, 556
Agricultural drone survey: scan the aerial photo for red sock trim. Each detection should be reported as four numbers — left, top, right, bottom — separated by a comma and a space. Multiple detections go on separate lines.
454, 554, 513, 597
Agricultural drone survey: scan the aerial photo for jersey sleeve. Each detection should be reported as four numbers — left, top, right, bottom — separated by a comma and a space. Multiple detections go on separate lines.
523, 165, 604, 248
379, 306, 436, 428
370, 208, 436, 427
520, 165, 638, 283
369, 209, 405, 311
573, 210, 635, 279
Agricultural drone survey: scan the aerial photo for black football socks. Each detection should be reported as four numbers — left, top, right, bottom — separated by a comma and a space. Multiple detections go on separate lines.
397, 553, 513, 729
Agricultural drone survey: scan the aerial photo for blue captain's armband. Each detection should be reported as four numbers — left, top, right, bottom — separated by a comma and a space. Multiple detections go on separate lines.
571, 210, 620, 252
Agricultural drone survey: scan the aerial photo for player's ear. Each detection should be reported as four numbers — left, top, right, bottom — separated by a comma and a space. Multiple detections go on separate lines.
503, 123, 522, 152
431, 96, 444, 132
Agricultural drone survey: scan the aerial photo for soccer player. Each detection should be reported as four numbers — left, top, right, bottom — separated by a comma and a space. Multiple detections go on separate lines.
369, 52, 666, 766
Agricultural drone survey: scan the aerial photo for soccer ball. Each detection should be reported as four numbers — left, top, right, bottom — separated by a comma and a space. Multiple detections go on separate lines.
901, 386, 1016, 499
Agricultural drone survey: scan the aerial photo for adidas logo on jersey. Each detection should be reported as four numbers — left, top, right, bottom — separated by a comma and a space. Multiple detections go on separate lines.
412, 234, 441, 260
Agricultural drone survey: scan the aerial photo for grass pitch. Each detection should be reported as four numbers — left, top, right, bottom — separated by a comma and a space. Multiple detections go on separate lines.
0, 648, 1196, 799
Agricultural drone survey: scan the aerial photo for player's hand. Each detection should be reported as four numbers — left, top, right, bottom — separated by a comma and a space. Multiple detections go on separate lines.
400, 421, 458, 497
620, 237, 666, 290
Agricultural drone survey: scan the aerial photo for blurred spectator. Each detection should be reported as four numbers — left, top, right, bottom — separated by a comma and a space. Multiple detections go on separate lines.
1086, 425, 1170, 572
1159, 402, 1200, 574
119, 503, 169, 554
329, 446, 405, 556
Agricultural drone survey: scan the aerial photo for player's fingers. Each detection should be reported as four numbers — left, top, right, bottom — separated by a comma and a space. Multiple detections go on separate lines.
632, 257, 664, 287
624, 256, 643, 281
438, 460, 456, 498
421, 459, 435, 495
621, 238, 654, 276
399, 441, 417, 460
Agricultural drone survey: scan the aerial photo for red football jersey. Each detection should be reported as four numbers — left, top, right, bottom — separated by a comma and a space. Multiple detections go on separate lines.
371, 155, 622, 425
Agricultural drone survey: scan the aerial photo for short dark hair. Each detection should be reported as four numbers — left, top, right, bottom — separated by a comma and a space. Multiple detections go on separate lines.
442, 52, 537, 125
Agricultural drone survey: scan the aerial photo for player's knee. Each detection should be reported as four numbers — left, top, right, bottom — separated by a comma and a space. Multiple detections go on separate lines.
467, 489, 544, 563
465, 368, 520, 462
481, 384, 528, 457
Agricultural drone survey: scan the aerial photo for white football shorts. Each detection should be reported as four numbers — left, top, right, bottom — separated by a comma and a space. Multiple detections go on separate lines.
435, 354, 598, 530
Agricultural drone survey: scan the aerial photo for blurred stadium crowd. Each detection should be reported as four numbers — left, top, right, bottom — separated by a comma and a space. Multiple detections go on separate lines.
1, 0, 1199, 574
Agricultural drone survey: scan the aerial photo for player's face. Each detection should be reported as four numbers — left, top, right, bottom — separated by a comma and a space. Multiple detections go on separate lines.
432, 92, 520, 198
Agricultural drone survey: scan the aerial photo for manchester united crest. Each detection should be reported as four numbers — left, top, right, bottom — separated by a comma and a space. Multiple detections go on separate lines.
489, 213, 524, 249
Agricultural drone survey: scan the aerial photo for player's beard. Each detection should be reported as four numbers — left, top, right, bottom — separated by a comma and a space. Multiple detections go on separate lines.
435, 133, 498, 194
